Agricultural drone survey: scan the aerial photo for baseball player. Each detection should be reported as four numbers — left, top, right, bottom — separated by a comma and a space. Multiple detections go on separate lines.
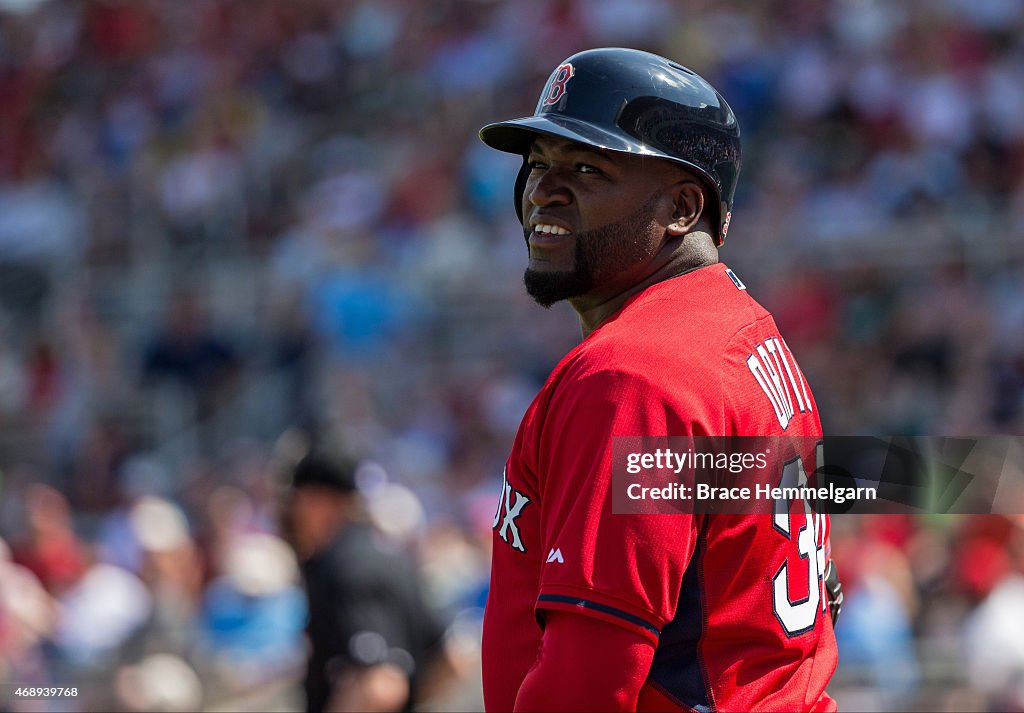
478, 48, 841, 712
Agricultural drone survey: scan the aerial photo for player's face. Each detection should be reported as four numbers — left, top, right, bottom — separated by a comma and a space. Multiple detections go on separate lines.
521, 136, 682, 307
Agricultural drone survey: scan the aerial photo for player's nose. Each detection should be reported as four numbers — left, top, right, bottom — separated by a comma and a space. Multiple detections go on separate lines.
526, 167, 572, 209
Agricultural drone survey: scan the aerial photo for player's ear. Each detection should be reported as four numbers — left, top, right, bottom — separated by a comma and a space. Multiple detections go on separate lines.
666, 180, 705, 236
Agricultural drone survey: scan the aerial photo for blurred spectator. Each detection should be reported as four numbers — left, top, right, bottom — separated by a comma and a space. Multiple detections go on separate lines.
201, 532, 306, 684
128, 496, 204, 655
55, 560, 152, 668
142, 290, 239, 418
833, 531, 921, 705
960, 516, 1024, 709
964, 573, 1024, 710
0, 536, 55, 692
114, 653, 204, 713
280, 443, 448, 713
10, 483, 87, 595
94, 454, 174, 572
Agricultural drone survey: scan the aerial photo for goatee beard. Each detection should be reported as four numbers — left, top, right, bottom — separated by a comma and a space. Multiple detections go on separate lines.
523, 255, 594, 309
523, 193, 660, 308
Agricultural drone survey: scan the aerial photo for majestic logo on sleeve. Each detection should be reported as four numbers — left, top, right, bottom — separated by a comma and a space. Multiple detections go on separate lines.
541, 63, 575, 107
493, 467, 530, 553
725, 267, 746, 290
746, 337, 812, 430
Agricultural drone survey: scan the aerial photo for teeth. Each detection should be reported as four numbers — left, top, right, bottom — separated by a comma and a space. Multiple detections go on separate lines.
534, 224, 570, 235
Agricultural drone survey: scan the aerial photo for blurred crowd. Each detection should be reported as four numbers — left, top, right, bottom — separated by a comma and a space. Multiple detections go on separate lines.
0, 0, 1023, 710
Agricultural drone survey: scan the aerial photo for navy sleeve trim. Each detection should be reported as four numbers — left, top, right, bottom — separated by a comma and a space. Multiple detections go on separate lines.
537, 594, 661, 637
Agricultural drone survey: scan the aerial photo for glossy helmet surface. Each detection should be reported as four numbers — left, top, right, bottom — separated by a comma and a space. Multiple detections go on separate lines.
480, 47, 741, 245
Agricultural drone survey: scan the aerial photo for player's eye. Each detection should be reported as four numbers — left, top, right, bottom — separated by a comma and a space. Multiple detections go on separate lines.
526, 159, 547, 171
576, 163, 600, 174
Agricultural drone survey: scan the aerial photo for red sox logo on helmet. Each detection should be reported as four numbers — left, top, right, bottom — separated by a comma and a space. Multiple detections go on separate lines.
542, 63, 575, 106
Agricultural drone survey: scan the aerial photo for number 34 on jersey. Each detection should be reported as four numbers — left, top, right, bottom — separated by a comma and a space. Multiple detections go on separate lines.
772, 444, 829, 637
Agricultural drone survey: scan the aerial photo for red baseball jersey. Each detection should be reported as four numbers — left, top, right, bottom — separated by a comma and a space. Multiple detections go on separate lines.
482, 264, 838, 712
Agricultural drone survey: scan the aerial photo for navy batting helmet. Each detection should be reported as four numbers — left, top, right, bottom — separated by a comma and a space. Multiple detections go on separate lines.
479, 47, 741, 245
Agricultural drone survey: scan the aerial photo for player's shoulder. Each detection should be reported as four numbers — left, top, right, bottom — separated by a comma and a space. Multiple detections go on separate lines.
578, 264, 772, 368
533, 264, 790, 415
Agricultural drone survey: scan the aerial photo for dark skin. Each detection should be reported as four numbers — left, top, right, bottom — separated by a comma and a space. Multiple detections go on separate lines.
522, 135, 719, 336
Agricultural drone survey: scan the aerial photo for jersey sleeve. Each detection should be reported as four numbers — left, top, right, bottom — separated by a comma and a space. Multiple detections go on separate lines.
534, 368, 702, 644
513, 610, 655, 711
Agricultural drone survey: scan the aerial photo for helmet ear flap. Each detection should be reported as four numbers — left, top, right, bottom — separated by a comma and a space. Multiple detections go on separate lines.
514, 158, 530, 224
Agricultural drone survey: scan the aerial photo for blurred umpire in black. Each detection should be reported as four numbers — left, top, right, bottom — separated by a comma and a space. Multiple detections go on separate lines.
280, 443, 448, 712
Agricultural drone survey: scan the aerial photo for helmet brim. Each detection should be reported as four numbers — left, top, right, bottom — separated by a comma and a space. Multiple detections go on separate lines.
479, 114, 717, 190
479, 114, 647, 157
